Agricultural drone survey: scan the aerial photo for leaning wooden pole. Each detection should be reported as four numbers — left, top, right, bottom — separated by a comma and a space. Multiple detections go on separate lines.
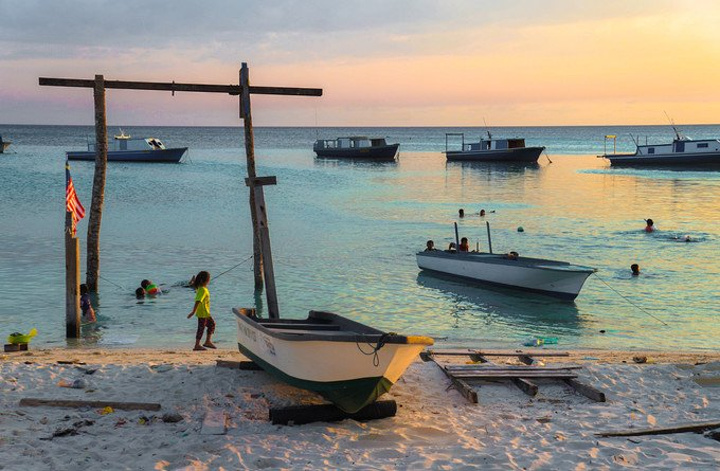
86, 75, 108, 292
240, 63, 264, 289
65, 212, 81, 338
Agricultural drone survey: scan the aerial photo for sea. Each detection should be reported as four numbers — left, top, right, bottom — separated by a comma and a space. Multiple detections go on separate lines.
1, 124, 718, 352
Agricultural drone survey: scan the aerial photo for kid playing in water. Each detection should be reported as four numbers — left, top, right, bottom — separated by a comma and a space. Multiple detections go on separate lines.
187, 271, 215, 351
80, 284, 96, 323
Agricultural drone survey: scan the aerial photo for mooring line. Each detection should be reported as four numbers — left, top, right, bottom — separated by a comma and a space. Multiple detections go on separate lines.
212, 254, 255, 281
592, 273, 669, 326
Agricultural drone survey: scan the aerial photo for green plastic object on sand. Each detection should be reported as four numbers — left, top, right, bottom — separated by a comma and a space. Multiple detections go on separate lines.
522, 336, 558, 347
7, 328, 37, 345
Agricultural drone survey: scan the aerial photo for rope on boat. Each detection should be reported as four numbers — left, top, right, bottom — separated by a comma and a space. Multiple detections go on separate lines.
356, 332, 394, 367
592, 273, 669, 326
543, 149, 553, 164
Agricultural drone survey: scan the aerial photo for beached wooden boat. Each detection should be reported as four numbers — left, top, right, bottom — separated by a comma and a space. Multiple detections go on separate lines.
417, 250, 596, 301
314, 136, 399, 160
445, 132, 544, 162
67, 131, 187, 163
234, 308, 433, 413
235, 175, 432, 414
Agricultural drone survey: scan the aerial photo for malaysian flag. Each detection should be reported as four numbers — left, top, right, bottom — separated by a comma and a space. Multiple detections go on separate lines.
65, 161, 85, 236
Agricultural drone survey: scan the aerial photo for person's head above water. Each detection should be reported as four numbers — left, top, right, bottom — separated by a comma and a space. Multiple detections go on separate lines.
141, 279, 152, 289
458, 209, 465, 218
480, 209, 486, 217
631, 263, 640, 275
135, 287, 145, 298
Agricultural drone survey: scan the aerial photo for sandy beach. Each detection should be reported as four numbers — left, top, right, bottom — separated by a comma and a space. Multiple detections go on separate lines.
1, 348, 719, 470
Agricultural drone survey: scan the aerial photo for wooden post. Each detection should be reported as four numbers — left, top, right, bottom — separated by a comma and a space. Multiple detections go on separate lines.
246, 176, 280, 318
86, 75, 108, 292
65, 212, 81, 338
240, 63, 264, 289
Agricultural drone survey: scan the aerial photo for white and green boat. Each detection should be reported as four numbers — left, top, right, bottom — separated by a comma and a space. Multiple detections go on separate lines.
234, 308, 433, 413
235, 175, 433, 414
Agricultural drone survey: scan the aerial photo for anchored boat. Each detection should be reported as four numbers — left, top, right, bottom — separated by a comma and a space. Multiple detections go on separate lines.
236, 175, 432, 414
67, 130, 187, 163
313, 136, 399, 160
599, 125, 720, 167
445, 132, 545, 162
417, 250, 596, 301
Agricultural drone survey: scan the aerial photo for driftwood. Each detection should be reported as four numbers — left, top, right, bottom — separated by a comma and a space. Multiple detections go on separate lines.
564, 378, 606, 402
270, 400, 397, 425
19, 398, 161, 411
216, 359, 263, 370
597, 420, 720, 437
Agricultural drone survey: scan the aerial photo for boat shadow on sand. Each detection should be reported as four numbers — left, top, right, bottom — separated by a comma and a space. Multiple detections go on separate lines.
416, 271, 582, 328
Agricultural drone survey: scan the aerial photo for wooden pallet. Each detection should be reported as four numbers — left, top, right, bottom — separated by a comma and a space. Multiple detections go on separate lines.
422, 348, 606, 403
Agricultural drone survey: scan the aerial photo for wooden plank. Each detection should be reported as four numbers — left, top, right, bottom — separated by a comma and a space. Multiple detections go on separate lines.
216, 360, 263, 371
39, 77, 322, 96
597, 421, 720, 437
201, 409, 228, 435
564, 379, 606, 402
453, 372, 578, 379
245, 176, 278, 187
4, 343, 28, 352
518, 355, 535, 365
425, 355, 477, 403
512, 378, 538, 396
473, 354, 538, 397
270, 400, 397, 425
445, 365, 582, 371
19, 398, 161, 411
428, 349, 569, 358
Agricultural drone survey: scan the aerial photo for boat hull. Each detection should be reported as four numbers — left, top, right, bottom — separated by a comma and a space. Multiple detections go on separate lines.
314, 144, 399, 160
234, 310, 431, 413
445, 146, 544, 162
66, 147, 188, 163
602, 151, 720, 167
416, 251, 595, 301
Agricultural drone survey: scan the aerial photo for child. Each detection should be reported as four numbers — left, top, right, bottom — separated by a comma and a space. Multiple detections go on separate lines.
141, 279, 160, 296
80, 284, 96, 324
644, 218, 655, 233
187, 271, 215, 351
631, 264, 640, 276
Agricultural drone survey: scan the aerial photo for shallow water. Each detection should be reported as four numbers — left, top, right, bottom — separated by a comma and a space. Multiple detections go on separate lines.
1, 125, 718, 351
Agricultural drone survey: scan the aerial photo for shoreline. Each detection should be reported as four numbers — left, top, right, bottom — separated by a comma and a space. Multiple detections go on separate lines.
2, 347, 719, 469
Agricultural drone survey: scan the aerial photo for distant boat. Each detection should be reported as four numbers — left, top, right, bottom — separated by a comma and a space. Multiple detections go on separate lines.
599, 129, 720, 167
0, 135, 11, 153
417, 250, 596, 301
67, 130, 187, 163
313, 136, 399, 160
444, 132, 545, 162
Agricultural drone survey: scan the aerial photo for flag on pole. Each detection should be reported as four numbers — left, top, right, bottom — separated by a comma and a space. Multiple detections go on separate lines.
65, 161, 85, 236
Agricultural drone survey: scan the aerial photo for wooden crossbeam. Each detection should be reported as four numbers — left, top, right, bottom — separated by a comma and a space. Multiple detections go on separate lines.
453, 372, 578, 379
471, 354, 539, 397
38, 77, 322, 97
428, 349, 570, 358
423, 353, 478, 403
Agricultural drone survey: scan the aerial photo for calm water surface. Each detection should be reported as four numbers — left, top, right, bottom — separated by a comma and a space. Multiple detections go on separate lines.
1, 125, 718, 351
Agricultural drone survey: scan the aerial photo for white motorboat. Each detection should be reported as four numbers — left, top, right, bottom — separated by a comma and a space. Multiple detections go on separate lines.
416, 250, 596, 301
67, 130, 187, 163
445, 132, 545, 162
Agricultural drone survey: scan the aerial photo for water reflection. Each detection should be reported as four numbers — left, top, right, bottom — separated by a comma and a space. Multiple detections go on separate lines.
415, 272, 582, 329
314, 157, 398, 169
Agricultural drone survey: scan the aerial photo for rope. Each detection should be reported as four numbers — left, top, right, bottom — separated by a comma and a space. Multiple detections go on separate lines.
355, 333, 394, 367
99, 275, 128, 292
592, 273, 669, 326
212, 254, 255, 282
543, 149, 553, 164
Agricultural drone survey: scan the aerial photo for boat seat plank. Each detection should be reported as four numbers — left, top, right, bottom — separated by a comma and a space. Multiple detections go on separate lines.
259, 323, 341, 331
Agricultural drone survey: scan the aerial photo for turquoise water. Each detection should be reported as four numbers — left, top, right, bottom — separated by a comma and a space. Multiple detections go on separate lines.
1, 125, 718, 351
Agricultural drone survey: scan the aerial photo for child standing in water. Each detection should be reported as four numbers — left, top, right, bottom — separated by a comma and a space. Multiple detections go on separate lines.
187, 271, 215, 351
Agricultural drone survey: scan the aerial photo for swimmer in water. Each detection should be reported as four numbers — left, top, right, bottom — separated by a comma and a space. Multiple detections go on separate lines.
631, 264, 640, 276
644, 218, 655, 233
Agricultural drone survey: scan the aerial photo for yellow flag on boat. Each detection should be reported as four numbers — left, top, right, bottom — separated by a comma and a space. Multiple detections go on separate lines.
605, 135, 616, 139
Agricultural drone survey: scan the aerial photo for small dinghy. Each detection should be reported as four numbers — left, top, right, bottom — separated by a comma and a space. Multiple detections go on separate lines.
235, 175, 432, 413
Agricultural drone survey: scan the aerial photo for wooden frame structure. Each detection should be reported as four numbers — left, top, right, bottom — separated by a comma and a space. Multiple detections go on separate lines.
40, 63, 322, 332
421, 349, 606, 403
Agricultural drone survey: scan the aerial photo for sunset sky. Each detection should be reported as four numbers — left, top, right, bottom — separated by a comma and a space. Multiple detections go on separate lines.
1, 0, 719, 126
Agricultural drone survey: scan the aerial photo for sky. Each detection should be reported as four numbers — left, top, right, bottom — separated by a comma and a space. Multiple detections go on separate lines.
1, 0, 720, 127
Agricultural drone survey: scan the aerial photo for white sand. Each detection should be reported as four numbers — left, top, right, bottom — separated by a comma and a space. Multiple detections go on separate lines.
1, 348, 719, 470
